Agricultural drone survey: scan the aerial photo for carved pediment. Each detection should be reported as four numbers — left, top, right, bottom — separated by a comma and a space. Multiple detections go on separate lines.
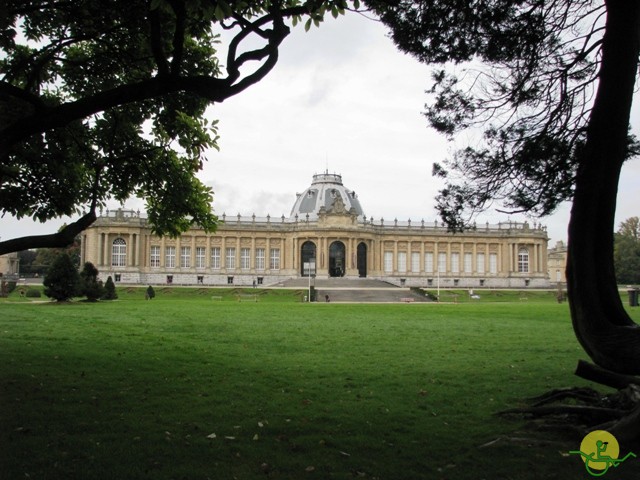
316, 196, 359, 226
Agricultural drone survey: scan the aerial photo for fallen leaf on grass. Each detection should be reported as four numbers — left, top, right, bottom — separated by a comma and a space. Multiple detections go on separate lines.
206, 433, 216, 439
305, 466, 315, 472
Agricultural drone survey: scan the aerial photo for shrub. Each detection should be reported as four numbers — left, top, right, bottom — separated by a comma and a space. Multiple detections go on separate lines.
102, 276, 118, 300
43, 253, 81, 302
80, 262, 105, 302
146, 285, 156, 300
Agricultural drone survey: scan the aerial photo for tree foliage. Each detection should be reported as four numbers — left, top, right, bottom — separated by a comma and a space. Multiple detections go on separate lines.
369, 0, 638, 229
0, 0, 358, 255
43, 252, 81, 302
614, 217, 640, 285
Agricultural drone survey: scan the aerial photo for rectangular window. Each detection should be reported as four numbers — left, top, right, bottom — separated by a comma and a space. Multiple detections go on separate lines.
451, 253, 460, 273
211, 247, 221, 269
150, 246, 160, 268
438, 252, 447, 273
241, 248, 251, 270
181, 246, 191, 268
196, 247, 206, 268
476, 253, 485, 274
384, 251, 393, 273
226, 247, 236, 269
411, 252, 420, 273
255, 248, 265, 270
425, 252, 434, 273
270, 248, 280, 270
165, 246, 176, 268
518, 249, 530, 273
397, 252, 407, 273
464, 253, 473, 273
489, 253, 498, 274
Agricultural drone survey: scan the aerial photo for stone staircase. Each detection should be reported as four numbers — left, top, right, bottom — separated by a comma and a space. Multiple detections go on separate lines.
276, 277, 432, 303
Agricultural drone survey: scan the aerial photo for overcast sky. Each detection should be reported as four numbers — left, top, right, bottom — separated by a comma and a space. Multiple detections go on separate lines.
2, 11, 639, 246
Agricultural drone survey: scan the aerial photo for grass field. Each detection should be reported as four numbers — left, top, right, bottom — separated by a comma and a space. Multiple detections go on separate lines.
2, 288, 640, 479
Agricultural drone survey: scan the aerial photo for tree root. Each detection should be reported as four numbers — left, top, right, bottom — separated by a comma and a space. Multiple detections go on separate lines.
497, 361, 640, 445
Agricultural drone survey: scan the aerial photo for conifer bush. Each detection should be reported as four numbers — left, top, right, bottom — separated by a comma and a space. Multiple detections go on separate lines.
43, 253, 81, 302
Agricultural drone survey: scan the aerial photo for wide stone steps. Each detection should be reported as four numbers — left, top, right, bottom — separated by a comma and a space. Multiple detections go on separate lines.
276, 278, 432, 303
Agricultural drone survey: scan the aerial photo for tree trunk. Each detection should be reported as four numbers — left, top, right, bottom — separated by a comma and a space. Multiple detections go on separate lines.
567, 0, 640, 374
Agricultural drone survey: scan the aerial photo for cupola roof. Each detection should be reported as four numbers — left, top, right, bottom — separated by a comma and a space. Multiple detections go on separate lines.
289, 171, 365, 220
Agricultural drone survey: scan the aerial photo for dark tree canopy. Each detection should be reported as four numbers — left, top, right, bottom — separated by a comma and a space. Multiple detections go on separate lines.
0, 0, 358, 255
369, 0, 640, 376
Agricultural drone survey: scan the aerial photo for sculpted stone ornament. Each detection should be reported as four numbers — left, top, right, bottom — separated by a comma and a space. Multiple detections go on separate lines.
329, 195, 347, 214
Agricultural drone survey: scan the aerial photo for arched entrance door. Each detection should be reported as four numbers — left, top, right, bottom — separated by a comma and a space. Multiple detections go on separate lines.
329, 241, 346, 277
301, 241, 316, 277
357, 242, 367, 278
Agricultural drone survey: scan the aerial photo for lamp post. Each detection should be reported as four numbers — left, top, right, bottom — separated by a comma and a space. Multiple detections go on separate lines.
308, 273, 316, 302
305, 258, 316, 302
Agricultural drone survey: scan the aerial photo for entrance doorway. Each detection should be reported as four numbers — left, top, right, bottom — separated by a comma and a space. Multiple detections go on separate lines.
329, 241, 346, 277
357, 242, 367, 277
301, 241, 316, 277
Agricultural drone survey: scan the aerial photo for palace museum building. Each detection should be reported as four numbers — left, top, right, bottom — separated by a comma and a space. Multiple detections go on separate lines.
81, 172, 551, 288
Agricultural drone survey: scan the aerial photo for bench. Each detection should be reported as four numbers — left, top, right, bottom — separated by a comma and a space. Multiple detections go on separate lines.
400, 297, 415, 303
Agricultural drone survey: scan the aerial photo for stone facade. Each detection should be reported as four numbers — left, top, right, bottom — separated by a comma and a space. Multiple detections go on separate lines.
81, 173, 551, 288
547, 240, 568, 285
0, 252, 19, 280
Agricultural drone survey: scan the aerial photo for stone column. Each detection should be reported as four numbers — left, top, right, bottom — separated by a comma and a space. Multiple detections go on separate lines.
433, 242, 439, 274
103, 233, 110, 267
191, 236, 196, 269
393, 240, 398, 273
160, 236, 166, 267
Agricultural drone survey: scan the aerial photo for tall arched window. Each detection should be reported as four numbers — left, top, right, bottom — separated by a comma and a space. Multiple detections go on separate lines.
517, 247, 529, 273
112, 238, 127, 267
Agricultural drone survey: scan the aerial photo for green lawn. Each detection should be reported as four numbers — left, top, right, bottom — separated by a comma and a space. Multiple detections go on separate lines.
2, 289, 639, 479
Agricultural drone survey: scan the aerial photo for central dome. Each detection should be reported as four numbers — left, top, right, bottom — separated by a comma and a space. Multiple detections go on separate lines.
290, 172, 365, 220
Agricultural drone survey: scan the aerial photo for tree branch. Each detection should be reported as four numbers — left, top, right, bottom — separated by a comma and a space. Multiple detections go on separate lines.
0, 209, 97, 255
149, 8, 171, 76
